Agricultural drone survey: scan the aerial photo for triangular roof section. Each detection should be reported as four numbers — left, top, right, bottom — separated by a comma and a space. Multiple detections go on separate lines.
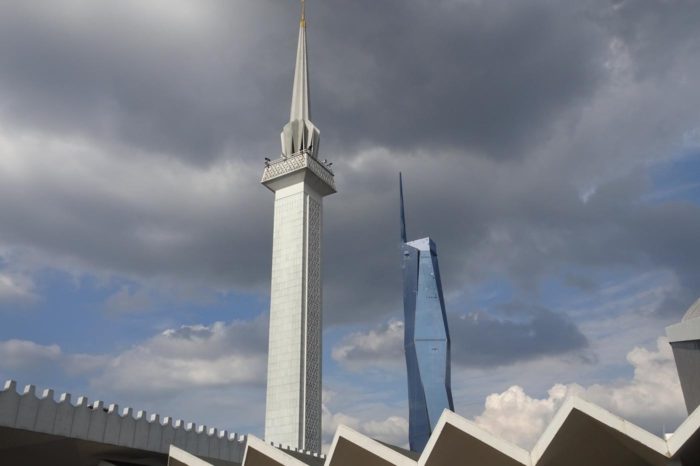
324, 425, 417, 466
418, 409, 531, 466
242, 436, 311, 466
168, 444, 216, 466
531, 397, 669, 466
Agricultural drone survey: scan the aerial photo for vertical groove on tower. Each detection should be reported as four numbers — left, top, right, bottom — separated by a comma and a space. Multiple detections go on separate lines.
305, 197, 322, 452
299, 192, 308, 449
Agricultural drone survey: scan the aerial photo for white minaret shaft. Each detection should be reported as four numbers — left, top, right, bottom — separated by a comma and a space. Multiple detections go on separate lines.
261, 2, 335, 453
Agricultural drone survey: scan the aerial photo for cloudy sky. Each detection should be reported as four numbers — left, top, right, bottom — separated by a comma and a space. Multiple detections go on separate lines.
1, 0, 699, 452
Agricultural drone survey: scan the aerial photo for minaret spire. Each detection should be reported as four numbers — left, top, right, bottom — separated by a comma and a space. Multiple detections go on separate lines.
281, 0, 320, 158
290, 0, 310, 122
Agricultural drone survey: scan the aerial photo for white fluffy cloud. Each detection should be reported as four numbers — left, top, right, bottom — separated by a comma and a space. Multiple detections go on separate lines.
331, 320, 404, 372
322, 402, 409, 452
473, 337, 686, 449
91, 319, 267, 395
0, 317, 268, 398
0, 272, 36, 303
474, 384, 576, 449
0, 339, 106, 379
0, 339, 61, 370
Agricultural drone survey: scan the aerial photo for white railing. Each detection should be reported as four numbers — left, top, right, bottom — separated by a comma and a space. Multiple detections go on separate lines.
0, 380, 246, 463
262, 152, 336, 191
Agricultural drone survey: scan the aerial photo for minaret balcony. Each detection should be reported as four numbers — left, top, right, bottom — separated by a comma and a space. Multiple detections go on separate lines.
261, 150, 336, 196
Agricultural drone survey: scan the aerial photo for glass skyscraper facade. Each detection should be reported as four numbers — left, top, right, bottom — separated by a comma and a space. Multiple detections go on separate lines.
400, 174, 454, 453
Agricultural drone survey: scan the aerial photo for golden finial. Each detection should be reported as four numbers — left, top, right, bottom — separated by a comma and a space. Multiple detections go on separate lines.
300, 0, 306, 28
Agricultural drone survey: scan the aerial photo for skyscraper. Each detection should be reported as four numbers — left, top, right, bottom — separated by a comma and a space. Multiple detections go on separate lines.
399, 174, 454, 453
261, 1, 335, 452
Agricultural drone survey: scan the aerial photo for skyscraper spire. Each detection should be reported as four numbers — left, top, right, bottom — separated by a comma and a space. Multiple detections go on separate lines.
400, 172, 407, 244
281, 0, 320, 158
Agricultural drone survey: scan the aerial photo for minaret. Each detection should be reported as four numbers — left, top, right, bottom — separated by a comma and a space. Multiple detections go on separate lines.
399, 174, 454, 453
261, 1, 335, 453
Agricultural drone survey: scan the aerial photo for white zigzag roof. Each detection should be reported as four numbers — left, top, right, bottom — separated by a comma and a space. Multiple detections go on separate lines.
238, 397, 700, 466
2, 378, 699, 465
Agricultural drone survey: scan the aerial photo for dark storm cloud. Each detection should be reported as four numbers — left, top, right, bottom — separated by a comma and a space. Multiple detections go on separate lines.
597, 0, 700, 79
623, 201, 700, 316
332, 307, 588, 370
311, 0, 606, 158
0, 0, 603, 303
322, 152, 700, 324
0, 0, 607, 163
0, 1, 296, 164
0, 156, 273, 291
0, 0, 699, 337
449, 307, 589, 367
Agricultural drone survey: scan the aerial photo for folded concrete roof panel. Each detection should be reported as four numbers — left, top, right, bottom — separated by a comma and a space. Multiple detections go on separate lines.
168, 445, 216, 466
532, 398, 669, 466
242, 436, 311, 466
324, 425, 417, 466
419, 409, 530, 466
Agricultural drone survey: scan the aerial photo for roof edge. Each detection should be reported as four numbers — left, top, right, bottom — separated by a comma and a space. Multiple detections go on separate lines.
418, 409, 530, 466
668, 403, 700, 456
242, 436, 310, 466
325, 425, 417, 466
531, 396, 669, 464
